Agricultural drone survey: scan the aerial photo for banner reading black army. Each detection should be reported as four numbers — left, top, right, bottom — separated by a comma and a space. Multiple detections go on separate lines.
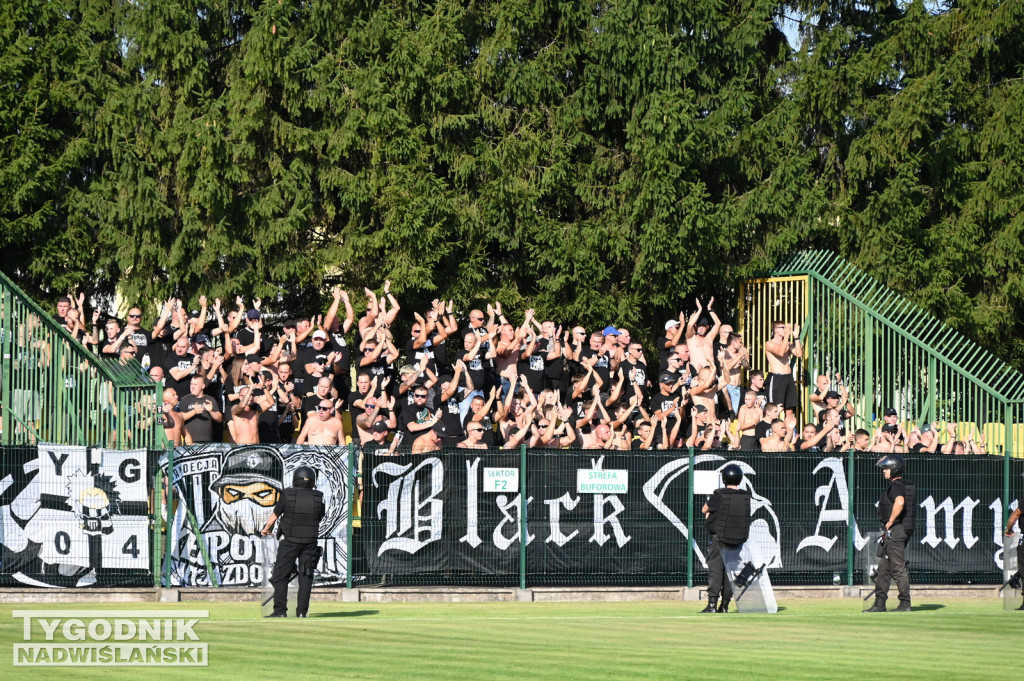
163, 444, 349, 587
361, 450, 1015, 583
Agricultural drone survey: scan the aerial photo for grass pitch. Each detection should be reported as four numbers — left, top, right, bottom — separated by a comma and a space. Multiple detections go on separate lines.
0, 597, 1015, 680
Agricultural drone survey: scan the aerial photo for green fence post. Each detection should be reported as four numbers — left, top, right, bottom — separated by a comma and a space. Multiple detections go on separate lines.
847, 447, 855, 587
347, 442, 355, 590
862, 316, 874, 429
152, 465, 163, 588
1005, 404, 1012, 528
520, 443, 527, 591
163, 447, 175, 588
1, 289, 10, 445
686, 447, 695, 589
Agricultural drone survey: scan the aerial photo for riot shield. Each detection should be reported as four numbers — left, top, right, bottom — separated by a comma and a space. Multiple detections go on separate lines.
722, 543, 778, 614
261, 536, 278, 617
1003, 533, 1020, 611
261, 536, 299, 617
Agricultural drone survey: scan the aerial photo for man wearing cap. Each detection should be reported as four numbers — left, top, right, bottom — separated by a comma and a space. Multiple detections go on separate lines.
364, 419, 398, 456
179, 375, 223, 442
686, 404, 718, 450
650, 371, 683, 417
874, 408, 907, 452
817, 390, 853, 437
410, 425, 443, 454
208, 446, 285, 536
236, 308, 272, 356
298, 329, 336, 385
296, 397, 345, 445
656, 316, 685, 369
908, 423, 940, 454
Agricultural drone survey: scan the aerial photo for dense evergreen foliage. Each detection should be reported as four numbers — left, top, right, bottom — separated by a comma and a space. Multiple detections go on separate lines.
2, 0, 1022, 365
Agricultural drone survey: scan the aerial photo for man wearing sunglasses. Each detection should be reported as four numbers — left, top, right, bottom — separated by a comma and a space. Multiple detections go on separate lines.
296, 399, 344, 445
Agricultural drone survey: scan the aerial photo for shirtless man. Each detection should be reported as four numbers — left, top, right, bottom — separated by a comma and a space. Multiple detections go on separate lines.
458, 422, 489, 449
411, 427, 442, 454
808, 373, 831, 420
688, 366, 726, 415
736, 390, 763, 451
720, 333, 749, 416
760, 419, 791, 452
297, 399, 345, 445
159, 388, 186, 445
764, 320, 803, 421
582, 423, 613, 449
228, 387, 260, 444
494, 309, 530, 395
686, 298, 721, 372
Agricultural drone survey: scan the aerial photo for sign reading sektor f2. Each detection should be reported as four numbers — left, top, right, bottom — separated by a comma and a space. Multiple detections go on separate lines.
12, 610, 208, 666
362, 451, 1018, 578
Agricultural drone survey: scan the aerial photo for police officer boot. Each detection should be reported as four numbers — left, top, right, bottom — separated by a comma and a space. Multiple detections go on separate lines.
893, 601, 912, 612
716, 598, 730, 613
862, 599, 886, 613
699, 597, 718, 614
1016, 596, 1024, 611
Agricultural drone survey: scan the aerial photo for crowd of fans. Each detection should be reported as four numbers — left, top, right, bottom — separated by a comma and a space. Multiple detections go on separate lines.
47, 287, 987, 455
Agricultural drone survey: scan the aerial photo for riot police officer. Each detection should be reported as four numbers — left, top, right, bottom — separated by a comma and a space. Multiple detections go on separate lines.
1002, 475, 1024, 609
700, 463, 752, 613
864, 454, 916, 612
261, 466, 325, 618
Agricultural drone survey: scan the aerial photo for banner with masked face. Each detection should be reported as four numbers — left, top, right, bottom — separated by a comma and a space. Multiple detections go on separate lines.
163, 444, 350, 587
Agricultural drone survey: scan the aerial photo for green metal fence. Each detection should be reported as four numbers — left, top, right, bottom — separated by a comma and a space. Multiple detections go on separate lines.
740, 251, 1024, 463
1, 444, 1018, 588
0, 271, 160, 449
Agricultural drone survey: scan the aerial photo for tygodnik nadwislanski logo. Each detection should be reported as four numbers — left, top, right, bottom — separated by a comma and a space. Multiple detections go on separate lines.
12, 610, 208, 666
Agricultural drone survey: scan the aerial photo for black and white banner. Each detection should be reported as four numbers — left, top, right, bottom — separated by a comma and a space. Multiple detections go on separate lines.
2, 446, 1017, 586
162, 444, 350, 587
0, 444, 150, 587
361, 451, 1019, 581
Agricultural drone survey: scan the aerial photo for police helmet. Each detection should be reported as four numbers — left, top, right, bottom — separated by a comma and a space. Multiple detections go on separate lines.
292, 466, 317, 489
875, 454, 905, 476
721, 463, 744, 486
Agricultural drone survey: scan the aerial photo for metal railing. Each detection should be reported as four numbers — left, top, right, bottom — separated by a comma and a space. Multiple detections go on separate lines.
0, 271, 160, 448
1, 444, 1017, 589
739, 251, 1024, 460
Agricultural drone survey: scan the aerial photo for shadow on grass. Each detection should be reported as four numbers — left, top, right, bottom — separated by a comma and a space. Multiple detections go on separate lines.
313, 610, 380, 618
909, 604, 945, 611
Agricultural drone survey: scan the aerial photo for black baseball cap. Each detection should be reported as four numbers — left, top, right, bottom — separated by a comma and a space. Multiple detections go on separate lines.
658, 371, 677, 384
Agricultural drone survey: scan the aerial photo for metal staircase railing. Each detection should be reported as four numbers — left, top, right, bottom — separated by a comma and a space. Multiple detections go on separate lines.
0, 271, 160, 448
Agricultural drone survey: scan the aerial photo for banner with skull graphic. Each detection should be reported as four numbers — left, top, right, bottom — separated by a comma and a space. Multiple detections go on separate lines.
162, 444, 350, 587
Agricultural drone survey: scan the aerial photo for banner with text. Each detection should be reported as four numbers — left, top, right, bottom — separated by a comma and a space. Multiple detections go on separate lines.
162, 444, 350, 587
361, 450, 1016, 582
0, 444, 151, 587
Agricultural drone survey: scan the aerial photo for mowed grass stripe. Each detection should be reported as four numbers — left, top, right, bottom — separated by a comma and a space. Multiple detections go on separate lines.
0, 599, 1016, 680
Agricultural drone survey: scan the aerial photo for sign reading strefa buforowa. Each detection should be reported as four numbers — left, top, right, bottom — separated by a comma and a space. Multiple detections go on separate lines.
577, 469, 628, 494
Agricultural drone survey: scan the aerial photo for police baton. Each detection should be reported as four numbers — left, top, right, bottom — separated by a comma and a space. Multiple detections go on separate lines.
999, 571, 1022, 594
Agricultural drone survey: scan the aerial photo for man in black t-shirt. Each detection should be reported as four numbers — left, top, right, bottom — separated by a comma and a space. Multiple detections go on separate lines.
162, 337, 197, 398
179, 375, 222, 442
621, 342, 651, 401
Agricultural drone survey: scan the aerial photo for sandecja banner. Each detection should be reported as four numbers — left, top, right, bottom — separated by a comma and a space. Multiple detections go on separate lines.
162, 444, 349, 587
361, 451, 1017, 581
